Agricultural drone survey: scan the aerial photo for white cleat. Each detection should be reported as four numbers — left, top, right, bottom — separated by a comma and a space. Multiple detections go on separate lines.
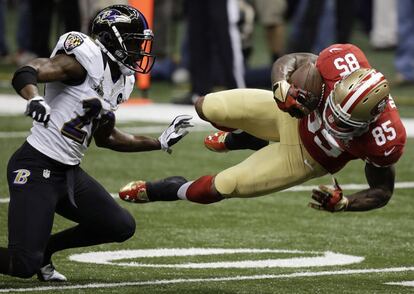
37, 263, 67, 282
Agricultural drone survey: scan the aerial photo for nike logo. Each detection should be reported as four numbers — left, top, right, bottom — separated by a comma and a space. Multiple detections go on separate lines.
384, 147, 396, 156
329, 47, 343, 53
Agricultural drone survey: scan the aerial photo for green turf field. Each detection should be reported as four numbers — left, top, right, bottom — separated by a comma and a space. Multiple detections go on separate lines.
0, 11, 414, 293
0, 114, 413, 293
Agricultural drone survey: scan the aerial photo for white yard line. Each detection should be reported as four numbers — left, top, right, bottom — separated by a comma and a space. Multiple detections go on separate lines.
1, 181, 414, 204
385, 280, 414, 287
0, 267, 413, 292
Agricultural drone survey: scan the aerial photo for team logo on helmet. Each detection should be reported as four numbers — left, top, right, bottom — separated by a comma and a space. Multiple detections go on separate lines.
96, 10, 133, 25
371, 97, 388, 117
64, 33, 84, 51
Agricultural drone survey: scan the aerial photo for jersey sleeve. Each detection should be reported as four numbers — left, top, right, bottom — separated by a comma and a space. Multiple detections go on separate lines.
51, 32, 105, 84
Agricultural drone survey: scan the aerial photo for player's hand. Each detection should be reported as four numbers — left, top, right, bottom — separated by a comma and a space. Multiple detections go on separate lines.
309, 177, 349, 212
159, 115, 194, 153
272, 80, 319, 118
25, 96, 51, 126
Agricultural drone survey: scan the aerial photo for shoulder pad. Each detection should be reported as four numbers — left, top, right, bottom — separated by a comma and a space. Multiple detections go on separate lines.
51, 32, 105, 82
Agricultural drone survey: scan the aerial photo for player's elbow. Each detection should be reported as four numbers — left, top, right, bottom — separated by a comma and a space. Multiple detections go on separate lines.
94, 135, 112, 149
94, 137, 107, 148
376, 188, 393, 208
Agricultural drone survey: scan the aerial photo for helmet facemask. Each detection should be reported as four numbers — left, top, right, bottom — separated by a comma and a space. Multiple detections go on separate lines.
323, 92, 370, 140
111, 26, 155, 75
322, 68, 389, 141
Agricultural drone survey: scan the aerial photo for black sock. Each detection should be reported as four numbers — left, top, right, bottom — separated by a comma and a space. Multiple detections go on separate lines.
147, 176, 187, 201
0, 248, 11, 274
225, 132, 269, 151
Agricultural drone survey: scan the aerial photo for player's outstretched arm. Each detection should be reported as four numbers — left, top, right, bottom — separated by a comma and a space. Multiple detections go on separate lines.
345, 163, 395, 211
309, 164, 395, 212
94, 114, 193, 153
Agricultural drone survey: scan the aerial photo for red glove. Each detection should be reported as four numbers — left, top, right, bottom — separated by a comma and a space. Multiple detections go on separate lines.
273, 80, 319, 118
309, 178, 349, 212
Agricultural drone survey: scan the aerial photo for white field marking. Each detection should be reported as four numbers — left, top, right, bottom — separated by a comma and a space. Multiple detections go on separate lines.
0, 93, 413, 135
69, 248, 364, 268
0, 267, 413, 293
1, 181, 414, 204
385, 281, 414, 287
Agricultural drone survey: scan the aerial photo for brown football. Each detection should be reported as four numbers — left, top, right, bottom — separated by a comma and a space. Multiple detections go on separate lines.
289, 62, 323, 98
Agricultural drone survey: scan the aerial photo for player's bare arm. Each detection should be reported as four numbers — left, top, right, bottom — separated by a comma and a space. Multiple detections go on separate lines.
93, 113, 162, 152
309, 163, 395, 212
94, 113, 193, 153
15, 54, 86, 100
346, 163, 395, 211
12, 54, 87, 126
271, 52, 317, 83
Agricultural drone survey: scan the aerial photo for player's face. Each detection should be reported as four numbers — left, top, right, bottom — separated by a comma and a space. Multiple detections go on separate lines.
322, 95, 369, 140
123, 32, 154, 73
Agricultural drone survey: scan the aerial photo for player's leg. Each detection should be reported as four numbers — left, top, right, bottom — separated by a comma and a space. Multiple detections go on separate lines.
120, 142, 325, 204
213, 109, 326, 198
43, 167, 136, 264
0, 143, 63, 279
195, 89, 278, 151
119, 111, 326, 204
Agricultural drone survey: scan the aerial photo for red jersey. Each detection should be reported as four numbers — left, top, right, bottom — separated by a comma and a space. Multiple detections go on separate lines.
299, 44, 406, 173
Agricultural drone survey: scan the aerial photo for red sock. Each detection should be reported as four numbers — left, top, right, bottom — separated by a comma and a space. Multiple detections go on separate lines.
185, 175, 224, 204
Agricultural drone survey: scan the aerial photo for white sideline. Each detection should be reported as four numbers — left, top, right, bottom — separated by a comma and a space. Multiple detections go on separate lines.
0, 125, 214, 138
0, 267, 413, 292
0, 94, 413, 136
1, 181, 414, 204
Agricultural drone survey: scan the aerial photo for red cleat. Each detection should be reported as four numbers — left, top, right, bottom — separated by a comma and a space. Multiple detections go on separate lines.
204, 131, 229, 152
119, 181, 149, 203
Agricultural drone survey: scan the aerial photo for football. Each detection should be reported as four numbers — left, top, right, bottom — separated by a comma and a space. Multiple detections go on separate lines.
289, 62, 323, 98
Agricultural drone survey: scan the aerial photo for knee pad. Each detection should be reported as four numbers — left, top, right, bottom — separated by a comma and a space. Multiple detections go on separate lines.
203, 93, 228, 123
214, 171, 238, 197
10, 250, 43, 278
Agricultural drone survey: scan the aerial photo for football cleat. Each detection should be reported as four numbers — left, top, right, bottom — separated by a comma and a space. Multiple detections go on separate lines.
204, 131, 229, 152
119, 181, 149, 203
37, 263, 67, 282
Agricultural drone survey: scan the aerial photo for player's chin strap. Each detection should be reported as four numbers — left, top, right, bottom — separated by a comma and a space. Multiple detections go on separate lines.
94, 39, 135, 76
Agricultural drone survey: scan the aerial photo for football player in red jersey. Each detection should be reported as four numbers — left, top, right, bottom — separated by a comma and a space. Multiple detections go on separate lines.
119, 43, 406, 212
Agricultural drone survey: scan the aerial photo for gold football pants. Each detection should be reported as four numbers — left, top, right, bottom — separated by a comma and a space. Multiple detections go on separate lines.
203, 88, 327, 198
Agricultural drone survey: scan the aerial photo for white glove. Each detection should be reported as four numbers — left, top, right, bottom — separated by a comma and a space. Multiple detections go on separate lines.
159, 115, 193, 153
25, 96, 51, 126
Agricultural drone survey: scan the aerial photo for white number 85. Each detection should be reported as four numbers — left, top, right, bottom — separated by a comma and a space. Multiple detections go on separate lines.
371, 120, 396, 146
334, 53, 361, 77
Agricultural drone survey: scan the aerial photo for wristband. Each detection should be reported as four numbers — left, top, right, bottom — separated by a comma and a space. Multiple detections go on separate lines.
12, 66, 38, 94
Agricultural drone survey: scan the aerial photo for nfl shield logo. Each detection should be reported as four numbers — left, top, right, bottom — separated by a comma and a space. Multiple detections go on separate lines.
43, 169, 51, 179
